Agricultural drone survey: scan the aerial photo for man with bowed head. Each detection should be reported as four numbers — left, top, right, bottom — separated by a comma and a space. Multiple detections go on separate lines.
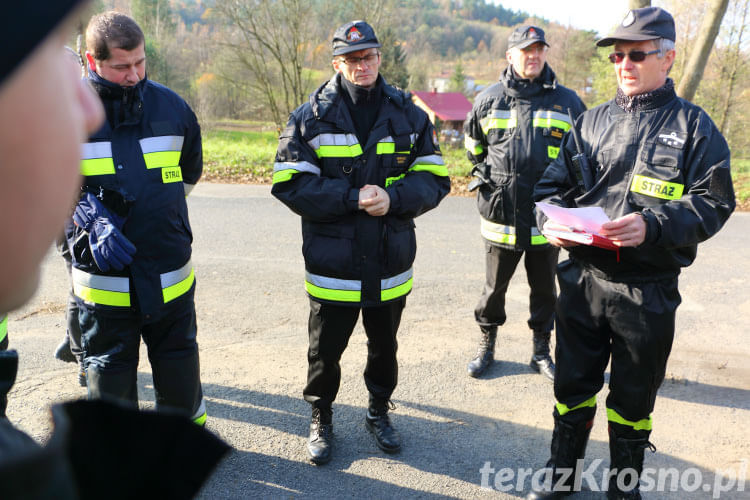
272, 20, 450, 464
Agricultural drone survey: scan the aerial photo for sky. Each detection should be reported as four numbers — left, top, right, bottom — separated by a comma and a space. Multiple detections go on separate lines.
494, 0, 632, 37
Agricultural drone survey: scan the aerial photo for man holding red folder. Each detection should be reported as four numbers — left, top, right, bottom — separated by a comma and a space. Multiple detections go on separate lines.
529, 7, 735, 499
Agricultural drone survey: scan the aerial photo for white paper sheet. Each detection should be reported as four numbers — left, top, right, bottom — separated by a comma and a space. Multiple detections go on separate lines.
535, 202, 611, 234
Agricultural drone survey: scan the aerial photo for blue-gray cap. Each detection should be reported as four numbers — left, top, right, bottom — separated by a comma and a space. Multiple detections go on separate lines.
597, 7, 676, 47
332, 21, 381, 56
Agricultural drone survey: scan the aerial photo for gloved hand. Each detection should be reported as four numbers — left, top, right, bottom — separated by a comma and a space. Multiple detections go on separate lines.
73, 192, 127, 231
88, 218, 136, 272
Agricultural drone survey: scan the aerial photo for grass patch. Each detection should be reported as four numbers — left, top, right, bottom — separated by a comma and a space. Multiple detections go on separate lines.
733, 158, 750, 210
201, 128, 474, 188
202, 129, 278, 182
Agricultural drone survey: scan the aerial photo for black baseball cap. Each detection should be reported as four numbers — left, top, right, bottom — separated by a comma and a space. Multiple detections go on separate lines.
596, 7, 676, 47
332, 21, 381, 56
1, 1, 85, 87
508, 26, 549, 50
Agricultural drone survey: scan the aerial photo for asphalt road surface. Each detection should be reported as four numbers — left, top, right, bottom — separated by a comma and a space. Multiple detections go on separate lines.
7, 184, 750, 499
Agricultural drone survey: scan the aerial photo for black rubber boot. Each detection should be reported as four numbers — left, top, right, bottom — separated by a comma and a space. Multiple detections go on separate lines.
365, 397, 401, 453
54, 335, 77, 364
529, 331, 555, 381
607, 426, 656, 500
307, 406, 333, 465
467, 327, 496, 378
526, 410, 595, 499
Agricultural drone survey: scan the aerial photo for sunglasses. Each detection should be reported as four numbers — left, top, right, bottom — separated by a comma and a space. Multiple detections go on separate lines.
608, 49, 659, 63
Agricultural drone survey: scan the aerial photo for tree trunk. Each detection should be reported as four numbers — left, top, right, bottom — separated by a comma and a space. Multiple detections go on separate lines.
718, 0, 749, 133
629, 0, 651, 9
676, 0, 731, 101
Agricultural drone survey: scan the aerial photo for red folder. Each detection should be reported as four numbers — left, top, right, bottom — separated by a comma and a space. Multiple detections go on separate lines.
542, 229, 621, 260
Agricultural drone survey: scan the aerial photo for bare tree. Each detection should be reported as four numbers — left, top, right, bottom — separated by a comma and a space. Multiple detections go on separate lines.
676, 0, 731, 101
715, 0, 749, 132
212, 0, 322, 129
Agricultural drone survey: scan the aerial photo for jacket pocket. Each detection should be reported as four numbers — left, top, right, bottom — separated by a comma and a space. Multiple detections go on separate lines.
302, 221, 356, 276
477, 173, 512, 222
382, 218, 416, 275
628, 139, 686, 207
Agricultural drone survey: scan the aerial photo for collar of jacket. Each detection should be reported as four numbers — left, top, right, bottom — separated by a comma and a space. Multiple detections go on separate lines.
310, 73, 408, 121
88, 69, 147, 128
613, 78, 676, 113
501, 63, 557, 98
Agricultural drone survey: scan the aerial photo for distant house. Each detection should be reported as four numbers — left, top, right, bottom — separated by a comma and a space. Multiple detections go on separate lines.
411, 90, 473, 137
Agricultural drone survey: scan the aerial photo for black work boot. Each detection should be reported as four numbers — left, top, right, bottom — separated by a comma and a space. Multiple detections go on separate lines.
365, 397, 401, 453
0, 350, 19, 419
526, 411, 595, 499
307, 406, 333, 465
607, 426, 656, 500
54, 335, 77, 364
529, 331, 555, 381
467, 326, 496, 378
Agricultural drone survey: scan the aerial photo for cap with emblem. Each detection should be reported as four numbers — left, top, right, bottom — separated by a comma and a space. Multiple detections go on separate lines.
507, 25, 549, 50
332, 21, 381, 56
596, 7, 675, 47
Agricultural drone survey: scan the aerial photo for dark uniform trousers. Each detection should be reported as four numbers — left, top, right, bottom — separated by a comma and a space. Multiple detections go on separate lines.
78, 285, 202, 417
474, 243, 559, 333
554, 259, 679, 432
304, 297, 406, 409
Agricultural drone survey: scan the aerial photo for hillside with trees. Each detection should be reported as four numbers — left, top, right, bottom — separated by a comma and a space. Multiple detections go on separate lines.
74, 0, 749, 160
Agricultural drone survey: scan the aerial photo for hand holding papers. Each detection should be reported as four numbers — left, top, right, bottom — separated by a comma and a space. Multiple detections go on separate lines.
536, 202, 620, 252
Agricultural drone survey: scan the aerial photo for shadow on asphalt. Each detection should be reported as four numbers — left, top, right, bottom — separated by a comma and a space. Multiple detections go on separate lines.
183, 381, 747, 498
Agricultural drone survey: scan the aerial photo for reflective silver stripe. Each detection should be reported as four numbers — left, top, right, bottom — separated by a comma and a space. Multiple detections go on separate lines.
273, 161, 321, 176
483, 109, 514, 120
139, 135, 185, 154
481, 219, 515, 235
305, 271, 361, 291
381, 268, 413, 289
531, 227, 544, 237
81, 141, 112, 160
160, 259, 192, 289
307, 133, 359, 150
410, 154, 444, 167
378, 134, 418, 144
71, 268, 130, 292
464, 136, 481, 149
191, 398, 207, 421
532, 110, 571, 124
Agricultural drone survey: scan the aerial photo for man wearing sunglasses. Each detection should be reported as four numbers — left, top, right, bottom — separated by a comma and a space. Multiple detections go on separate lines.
272, 20, 450, 465
528, 7, 735, 499
463, 26, 585, 381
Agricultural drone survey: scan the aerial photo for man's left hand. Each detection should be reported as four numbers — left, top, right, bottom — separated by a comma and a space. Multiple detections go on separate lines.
358, 184, 390, 216
599, 213, 646, 247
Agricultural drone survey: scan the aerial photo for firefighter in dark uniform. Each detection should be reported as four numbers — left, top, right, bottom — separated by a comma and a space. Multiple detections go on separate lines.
272, 21, 450, 464
527, 8, 735, 499
464, 26, 585, 380
66, 12, 206, 424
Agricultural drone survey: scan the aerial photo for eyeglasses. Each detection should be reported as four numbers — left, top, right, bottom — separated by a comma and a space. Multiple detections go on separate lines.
340, 53, 379, 66
608, 49, 659, 63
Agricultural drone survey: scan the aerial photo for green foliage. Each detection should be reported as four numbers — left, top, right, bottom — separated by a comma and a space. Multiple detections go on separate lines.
448, 61, 466, 93
733, 158, 750, 204
586, 48, 618, 108
202, 129, 278, 180
378, 27, 410, 89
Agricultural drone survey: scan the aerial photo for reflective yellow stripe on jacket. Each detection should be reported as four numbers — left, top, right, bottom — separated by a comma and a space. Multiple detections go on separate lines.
140, 135, 185, 184
272, 160, 321, 184
532, 110, 572, 131
480, 109, 517, 135
81, 141, 116, 176
308, 133, 362, 158
0, 315, 7, 343
481, 218, 548, 246
72, 260, 195, 307
305, 268, 413, 303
